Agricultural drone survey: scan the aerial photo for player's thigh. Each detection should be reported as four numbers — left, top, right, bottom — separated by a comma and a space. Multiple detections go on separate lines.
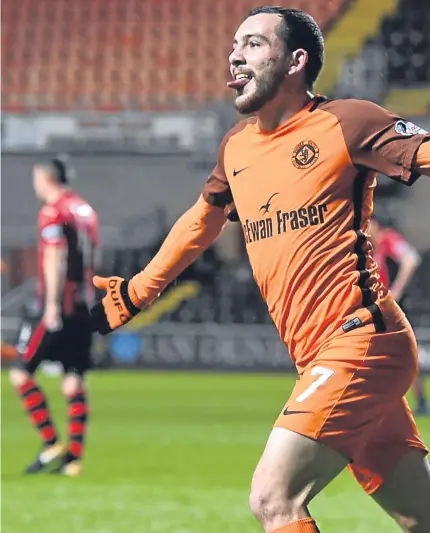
275, 358, 389, 463
290, 324, 417, 455
348, 395, 428, 494
372, 451, 430, 531
61, 308, 93, 376
14, 320, 55, 376
250, 427, 348, 518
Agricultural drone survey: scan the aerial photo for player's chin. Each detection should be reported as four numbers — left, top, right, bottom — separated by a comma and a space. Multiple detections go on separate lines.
234, 87, 256, 112
234, 93, 260, 115
231, 80, 251, 108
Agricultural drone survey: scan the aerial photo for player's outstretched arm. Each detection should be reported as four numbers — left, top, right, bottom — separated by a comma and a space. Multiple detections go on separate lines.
90, 195, 227, 335
323, 100, 430, 185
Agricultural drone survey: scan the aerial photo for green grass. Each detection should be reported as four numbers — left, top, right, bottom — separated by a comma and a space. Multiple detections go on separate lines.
2, 371, 429, 533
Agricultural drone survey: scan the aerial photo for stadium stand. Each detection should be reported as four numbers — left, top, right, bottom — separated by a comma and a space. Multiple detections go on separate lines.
381, 0, 430, 85
2, 0, 348, 111
331, 0, 430, 113
380, 0, 430, 114
316, 0, 397, 96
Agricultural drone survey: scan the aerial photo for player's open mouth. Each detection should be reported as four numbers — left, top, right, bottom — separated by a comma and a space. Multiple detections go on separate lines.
227, 73, 252, 89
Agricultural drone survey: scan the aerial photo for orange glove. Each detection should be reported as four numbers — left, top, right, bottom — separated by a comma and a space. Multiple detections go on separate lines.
90, 276, 143, 335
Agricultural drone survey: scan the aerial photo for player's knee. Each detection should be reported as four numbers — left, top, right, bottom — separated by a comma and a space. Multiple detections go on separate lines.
249, 480, 305, 526
394, 512, 430, 533
62, 373, 84, 396
392, 495, 430, 533
9, 367, 30, 388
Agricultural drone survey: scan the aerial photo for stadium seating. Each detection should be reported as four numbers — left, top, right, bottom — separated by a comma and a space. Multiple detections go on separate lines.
380, 0, 430, 85
2, 0, 348, 111
328, 0, 429, 114
316, 0, 398, 97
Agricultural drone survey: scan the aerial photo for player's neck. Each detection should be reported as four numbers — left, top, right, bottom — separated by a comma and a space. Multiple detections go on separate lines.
45, 186, 66, 205
256, 89, 313, 132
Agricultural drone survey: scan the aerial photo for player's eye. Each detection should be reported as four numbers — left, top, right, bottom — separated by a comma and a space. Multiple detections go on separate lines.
249, 41, 260, 48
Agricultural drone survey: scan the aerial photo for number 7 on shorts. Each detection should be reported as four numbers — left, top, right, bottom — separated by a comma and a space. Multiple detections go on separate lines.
296, 366, 335, 403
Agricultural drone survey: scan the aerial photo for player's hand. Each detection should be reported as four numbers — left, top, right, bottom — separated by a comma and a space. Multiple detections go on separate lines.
43, 302, 63, 332
90, 276, 142, 335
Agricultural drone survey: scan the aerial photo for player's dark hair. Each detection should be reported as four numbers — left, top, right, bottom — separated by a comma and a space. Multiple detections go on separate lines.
244, 6, 324, 89
49, 154, 74, 184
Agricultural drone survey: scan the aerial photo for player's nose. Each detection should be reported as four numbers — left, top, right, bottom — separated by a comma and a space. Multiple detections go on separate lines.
229, 47, 245, 68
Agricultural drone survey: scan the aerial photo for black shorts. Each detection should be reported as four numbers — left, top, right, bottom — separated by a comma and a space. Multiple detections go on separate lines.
15, 306, 92, 375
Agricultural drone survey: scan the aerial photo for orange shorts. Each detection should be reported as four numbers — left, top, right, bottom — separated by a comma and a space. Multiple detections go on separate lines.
274, 319, 428, 494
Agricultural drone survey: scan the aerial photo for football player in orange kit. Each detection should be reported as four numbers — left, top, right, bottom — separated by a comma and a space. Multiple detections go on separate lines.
90, 7, 430, 533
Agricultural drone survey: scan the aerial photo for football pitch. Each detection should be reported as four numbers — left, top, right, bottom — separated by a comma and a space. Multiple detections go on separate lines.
2, 370, 430, 533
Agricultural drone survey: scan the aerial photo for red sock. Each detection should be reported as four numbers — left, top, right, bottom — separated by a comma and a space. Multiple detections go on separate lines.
17, 377, 58, 446
271, 518, 320, 533
66, 389, 88, 461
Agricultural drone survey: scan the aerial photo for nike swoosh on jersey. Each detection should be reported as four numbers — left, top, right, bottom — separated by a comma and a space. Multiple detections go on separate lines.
233, 167, 249, 176
283, 408, 312, 415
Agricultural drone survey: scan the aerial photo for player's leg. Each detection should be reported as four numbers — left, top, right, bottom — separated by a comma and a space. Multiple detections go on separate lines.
413, 372, 429, 415
349, 396, 429, 532
251, 358, 367, 532
53, 371, 89, 476
249, 427, 348, 532
372, 450, 430, 533
53, 308, 92, 476
349, 396, 430, 532
265, 319, 420, 532
9, 320, 64, 473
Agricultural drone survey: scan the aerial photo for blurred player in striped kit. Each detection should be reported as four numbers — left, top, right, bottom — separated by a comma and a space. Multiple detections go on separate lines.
9, 156, 99, 476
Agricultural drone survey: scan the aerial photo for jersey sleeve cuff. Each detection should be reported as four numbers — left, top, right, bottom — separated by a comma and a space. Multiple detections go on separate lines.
401, 133, 429, 185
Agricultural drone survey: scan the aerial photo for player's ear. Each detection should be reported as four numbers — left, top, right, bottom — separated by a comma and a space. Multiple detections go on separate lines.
287, 49, 308, 77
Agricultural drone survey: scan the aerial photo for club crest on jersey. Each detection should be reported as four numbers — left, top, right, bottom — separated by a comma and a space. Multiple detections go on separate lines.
292, 140, 319, 169
394, 120, 428, 136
